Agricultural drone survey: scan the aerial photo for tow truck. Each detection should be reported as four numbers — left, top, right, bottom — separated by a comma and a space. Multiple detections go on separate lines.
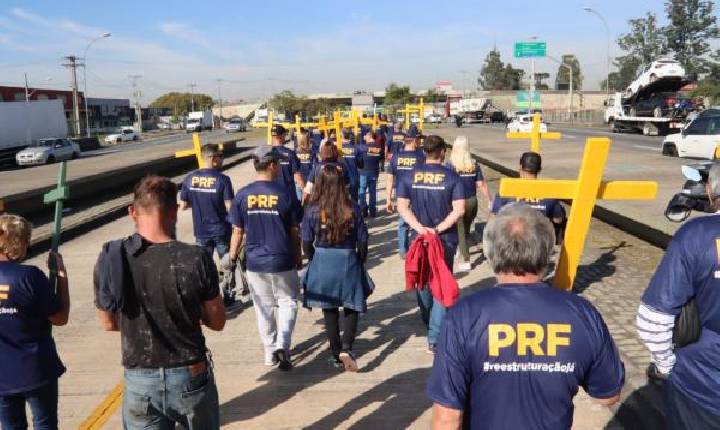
605, 78, 694, 136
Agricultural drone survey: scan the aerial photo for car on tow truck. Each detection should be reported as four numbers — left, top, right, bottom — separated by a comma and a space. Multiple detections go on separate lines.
662, 112, 720, 159
16, 138, 80, 167
506, 114, 547, 133
625, 59, 686, 98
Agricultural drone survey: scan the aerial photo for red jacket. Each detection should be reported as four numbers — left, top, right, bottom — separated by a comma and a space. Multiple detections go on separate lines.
405, 233, 459, 307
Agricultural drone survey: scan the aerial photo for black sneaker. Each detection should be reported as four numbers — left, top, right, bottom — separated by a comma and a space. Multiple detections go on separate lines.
274, 349, 293, 371
362, 208, 369, 218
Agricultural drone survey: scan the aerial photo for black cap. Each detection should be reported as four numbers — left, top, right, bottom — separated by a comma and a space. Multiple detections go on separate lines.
406, 126, 423, 138
271, 124, 286, 136
253, 146, 280, 163
520, 152, 542, 174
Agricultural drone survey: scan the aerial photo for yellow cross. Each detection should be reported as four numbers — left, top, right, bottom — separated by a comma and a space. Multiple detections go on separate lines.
291, 115, 319, 136
498, 137, 657, 291
397, 98, 425, 131
506, 113, 561, 153
359, 113, 388, 131
174, 133, 205, 168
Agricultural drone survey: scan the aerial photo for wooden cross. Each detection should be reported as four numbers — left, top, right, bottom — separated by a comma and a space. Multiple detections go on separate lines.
359, 113, 388, 131
498, 137, 657, 291
397, 98, 425, 131
506, 112, 561, 153
174, 133, 204, 168
43, 161, 70, 289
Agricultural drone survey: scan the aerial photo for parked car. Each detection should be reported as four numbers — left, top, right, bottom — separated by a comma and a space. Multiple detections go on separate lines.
627, 92, 694, 118
105, 127, 138, 144
16, 138, 80, 166
625, 59, 686, 97
425, 114, 443, 124
506, 115, 548, 133
662, 113, 720, 159
224, 118, 248, 133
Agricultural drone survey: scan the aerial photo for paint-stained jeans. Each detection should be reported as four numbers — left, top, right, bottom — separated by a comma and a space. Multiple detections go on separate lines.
122, 364, 219, 430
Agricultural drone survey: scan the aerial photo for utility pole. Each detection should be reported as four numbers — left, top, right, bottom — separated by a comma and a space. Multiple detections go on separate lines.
188, 83, 197, 112
216, 79, 224, 128
62, 56, 83, 136
24, 73, 29, 102
129, 74, 142, 136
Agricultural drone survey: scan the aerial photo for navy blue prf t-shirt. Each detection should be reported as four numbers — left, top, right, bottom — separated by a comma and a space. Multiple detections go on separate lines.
642, 215, 720, 416
273, 145, 302, 191
340, 143, 362, 190
296, 149, 317, 182
180, 168, 234, 239
427, 283, 625, 430
301, 203, 368, 249
307, 161, 352, 190
492, 195, 565, 220
396, 163, 464, 247
389, 148, 425, 191
227, 180, 301, 273
0, 262, 65, 395
358, 142, 385, 177
451, 162, 485, 199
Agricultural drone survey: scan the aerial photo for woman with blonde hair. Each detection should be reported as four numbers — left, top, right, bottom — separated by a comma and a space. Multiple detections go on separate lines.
448, 136, 492, 271
0, 214, 70, 429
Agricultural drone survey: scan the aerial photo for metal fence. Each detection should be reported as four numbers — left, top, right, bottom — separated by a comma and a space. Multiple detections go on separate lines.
543, 109, 605, 126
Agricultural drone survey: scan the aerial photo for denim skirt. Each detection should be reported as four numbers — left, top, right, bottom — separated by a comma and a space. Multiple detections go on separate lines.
302, 247, 374, 312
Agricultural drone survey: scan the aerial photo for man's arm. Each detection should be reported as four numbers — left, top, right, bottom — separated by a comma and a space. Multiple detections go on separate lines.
224, 200, 232, 212
436, 200, 465, 234
97, 310, 118, 331
47, 252, 70, 326
386, 173, 395, 213
180, 200, 191, 210
432, 404, 463, 430
229, 227, 244, 261
290, 226, 302, 269
592, 394, 621, 407
201, 296, 226, 331
397, 197, 433, 234
477, 181, 492, 208
294, 172, 306, 190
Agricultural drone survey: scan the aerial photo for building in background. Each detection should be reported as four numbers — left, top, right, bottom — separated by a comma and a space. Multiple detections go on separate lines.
86, 98, 132, 132
0, 85, 86, 134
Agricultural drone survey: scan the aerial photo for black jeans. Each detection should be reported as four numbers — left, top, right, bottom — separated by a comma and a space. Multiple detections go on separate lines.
322, 308, 359, 358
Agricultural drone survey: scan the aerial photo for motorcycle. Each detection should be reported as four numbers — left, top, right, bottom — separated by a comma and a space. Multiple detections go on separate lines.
665, 162, 716, 222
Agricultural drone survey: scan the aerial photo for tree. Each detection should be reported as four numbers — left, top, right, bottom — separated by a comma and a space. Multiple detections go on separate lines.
424, 87, 444, 103
554, 55, 583, 90
664, 0, 719, 77
502, 64, 525, 90
149, 92, 213, 115
384, 83, 413, 106
479, 49, 507, 90
534, 73, 550, 90
617, 13, 667, 66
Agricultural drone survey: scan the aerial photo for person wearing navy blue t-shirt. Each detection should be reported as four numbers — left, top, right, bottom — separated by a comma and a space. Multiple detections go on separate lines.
295, 131, 316, 200
387, 128, 425, 258
397, 135, 465, 351
303, 141, 352, 201
0, 215, 70, 430
340, 129, 363, 201
357, 131, 385, 217
226, 146, 302, 371
428, 204, 624, 429
637, 164, 720, 429
270, 124, 305, 198
180, 144, 234, 259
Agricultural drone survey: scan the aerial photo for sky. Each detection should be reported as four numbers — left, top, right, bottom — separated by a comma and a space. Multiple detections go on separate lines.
0, 0, 698, 103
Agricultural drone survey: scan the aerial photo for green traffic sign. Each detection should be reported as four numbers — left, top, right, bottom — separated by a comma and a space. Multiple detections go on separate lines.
515, 91, 541, 108
514, 42, 547, 58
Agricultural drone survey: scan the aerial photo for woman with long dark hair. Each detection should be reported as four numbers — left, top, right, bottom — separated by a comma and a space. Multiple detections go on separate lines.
301, 165, 372, 372
302, 141, 351, 201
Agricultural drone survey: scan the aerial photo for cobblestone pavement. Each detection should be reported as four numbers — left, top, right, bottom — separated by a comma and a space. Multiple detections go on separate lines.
22, 154, 666, 429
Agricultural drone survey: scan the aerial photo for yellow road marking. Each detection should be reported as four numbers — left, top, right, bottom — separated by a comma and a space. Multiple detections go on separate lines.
78, 383, 123, 430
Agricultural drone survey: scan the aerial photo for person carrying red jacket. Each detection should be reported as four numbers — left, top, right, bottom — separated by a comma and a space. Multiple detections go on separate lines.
397, 135, 465, 354
405, 233, 459, 307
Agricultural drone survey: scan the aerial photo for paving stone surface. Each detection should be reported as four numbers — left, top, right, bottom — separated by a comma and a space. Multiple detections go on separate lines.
19, 148, 669, 429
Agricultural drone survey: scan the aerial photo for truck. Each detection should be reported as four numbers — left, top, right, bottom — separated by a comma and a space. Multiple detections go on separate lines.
605, 78, 694, 136
0, 100, 68, 164
185, 111, 213, 133
456, 98, 506, 123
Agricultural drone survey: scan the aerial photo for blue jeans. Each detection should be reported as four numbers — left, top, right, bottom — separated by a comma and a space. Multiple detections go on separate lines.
665, 379, 720, 430
196, 237, 229, 260
0, 380, 58, 430
414, 242, 455, 346
123, 363, 219, 430
358, 175, 378, 215
398, 215, 409, 257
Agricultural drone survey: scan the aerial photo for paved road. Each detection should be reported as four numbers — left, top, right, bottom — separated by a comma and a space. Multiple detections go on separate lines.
431, 123, 693, 237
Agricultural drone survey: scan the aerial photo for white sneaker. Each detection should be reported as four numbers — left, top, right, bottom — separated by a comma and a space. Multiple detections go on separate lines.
457, 262, 472, 272
264, 349, 278, 367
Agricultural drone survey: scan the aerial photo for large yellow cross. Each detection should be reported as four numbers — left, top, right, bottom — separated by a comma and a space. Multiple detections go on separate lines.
174, 133, 205, 167
498, 137, 657, 291
397, 98, 425, 131
506, 113, 561, 152
359, 113, 388, 131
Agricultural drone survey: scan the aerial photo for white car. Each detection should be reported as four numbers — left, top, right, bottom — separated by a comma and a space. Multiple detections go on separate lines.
625, 59, 686, 97
105, 127, 138, 144
16, 138, 80, 166
506, 115, 548, 133
662, 114, 720, 159
224, 118, 247, 133
425, 114, 443, 124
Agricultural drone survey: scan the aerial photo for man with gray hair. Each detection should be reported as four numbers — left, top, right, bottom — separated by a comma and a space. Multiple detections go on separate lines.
637, 163, 720, 429
427, 203, 624, 429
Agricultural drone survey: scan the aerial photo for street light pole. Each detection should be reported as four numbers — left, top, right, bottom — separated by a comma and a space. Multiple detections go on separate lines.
188, 83, 197, 112
584, 7, 610, 98
82, 32, 111, 137
548, 55, 574, 122
216, 79, 224, 128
